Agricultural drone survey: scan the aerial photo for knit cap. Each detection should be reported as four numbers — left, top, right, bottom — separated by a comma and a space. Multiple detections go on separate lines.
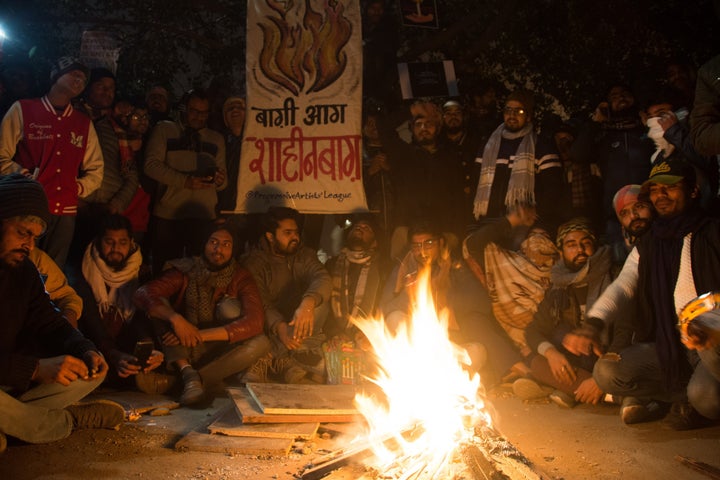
613, 184, 642, 218
49, 56, 90, 85
0, 174, 50, 229
555, 217, 595, 249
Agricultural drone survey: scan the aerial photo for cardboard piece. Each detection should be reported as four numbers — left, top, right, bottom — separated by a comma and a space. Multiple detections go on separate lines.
208, 406, 319, 439
228, 387, 363, 424
175, 431, 293, 456
246, 383, 359, 415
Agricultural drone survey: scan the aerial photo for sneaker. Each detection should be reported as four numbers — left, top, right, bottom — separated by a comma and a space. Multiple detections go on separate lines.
241, 354, 273, 384
512, 378, 551, 400
273, 356, 309, 384
663, 401, 713, 431
66, 400, 125, 430
180, 367, 205, 406
0, 432, 6, 453
549, 389, 577, 408
620, 397, 664, 425
135, 371, 177, 395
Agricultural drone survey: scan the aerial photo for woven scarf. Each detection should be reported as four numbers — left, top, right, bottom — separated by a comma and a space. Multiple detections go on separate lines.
329, 248, 380, 330
109, 117, 142, 177
473, 122, 536, 219
81, 243, 142, 335
170, 257, 236, 326
394, 245, 452, 319
644, 211, 706, 389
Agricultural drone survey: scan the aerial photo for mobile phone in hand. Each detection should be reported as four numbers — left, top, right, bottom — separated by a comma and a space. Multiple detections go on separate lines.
132, 340, 154, 367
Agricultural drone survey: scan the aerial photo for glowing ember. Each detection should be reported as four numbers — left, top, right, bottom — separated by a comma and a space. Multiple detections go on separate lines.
351, 268, 493, 477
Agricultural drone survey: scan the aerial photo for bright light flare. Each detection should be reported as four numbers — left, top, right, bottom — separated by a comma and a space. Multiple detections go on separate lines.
351, 267, 492, 476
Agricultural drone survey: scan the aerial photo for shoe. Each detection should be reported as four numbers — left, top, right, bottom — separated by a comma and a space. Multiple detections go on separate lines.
663, 401, 713, 431
179, 367, 205, 406
66, 400, 125, 430
512, 378, 551, 400
241, 354, 273, 384
620, 397, 664, 425
549, 389, 577, 408
135, 371, 177, 395
273, 356, 309, 384
0, 432, 6, 453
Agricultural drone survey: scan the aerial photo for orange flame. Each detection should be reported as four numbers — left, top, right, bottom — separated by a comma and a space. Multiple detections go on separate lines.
257, 0, 352, 96
351, 267, 493, 476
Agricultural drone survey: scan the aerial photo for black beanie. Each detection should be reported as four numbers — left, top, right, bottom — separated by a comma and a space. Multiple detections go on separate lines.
49, 56, 90, 85
0, 174, 50, 228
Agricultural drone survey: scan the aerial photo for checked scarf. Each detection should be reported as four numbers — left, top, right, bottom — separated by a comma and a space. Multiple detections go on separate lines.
168, 257, 236, 326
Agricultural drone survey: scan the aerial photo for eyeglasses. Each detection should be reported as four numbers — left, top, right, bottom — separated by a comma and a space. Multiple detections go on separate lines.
130, 114, 149, 121
503, 107, 526, 116
410, 238, 438, 251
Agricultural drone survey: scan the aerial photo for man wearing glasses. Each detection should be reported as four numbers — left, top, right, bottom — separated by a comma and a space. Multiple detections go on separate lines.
472, 89, 563, 234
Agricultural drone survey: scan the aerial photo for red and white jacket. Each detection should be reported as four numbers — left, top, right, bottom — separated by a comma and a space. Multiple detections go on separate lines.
0, 96, 103, 215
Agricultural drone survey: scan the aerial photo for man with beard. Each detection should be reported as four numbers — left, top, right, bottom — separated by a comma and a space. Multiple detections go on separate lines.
134, 225, 269, 406
378, 100, 465, 238
516, 219, 614, 408
571, 83, 654, 265
472, 89, 563, 234
73, 214, 164, 388
0, 175, 124, 452
442, 100, 483, 225
593, 158, 720, 429
324, 215, 388, 341
143, 88, 227, 275
613, 184, 655, 250
241, 207, 332, 383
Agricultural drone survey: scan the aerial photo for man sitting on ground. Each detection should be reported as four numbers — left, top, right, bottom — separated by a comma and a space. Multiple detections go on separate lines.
242, 207, 331, 383
73, 214, 164, 390
0, 175, 124, 453
134, 225, 269, 406
517, 219, 614, 408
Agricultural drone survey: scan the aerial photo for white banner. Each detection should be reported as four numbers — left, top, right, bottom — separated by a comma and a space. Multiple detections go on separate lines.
236, 0, 366, 214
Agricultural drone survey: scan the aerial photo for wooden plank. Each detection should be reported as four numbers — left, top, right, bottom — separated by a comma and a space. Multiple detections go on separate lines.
208, 406, 319, 439
175, 430, 293, 456
246, 383, 359, 415
228, 387, 363, 424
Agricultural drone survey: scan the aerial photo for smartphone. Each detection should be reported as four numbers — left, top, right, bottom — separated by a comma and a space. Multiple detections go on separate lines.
132, 340, 154, 367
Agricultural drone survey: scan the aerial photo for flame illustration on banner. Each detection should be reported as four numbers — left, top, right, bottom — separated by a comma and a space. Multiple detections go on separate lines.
257, 0, 352, 96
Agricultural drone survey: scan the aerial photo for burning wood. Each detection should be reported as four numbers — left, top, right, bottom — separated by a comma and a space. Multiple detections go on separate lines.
300, 269, 548, 480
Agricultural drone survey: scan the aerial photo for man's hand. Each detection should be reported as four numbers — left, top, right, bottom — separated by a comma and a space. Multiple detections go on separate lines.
591, 102, 611, 123
367, 153, 390, 175
562, 332, 602, 357
170, 314, 203, 347
574, 378, 603, 404
277, 322, 303, 350
184, 176, 215, 190
83, 350, 109, 379
112, 350, 142, 378
33, 355, 94, 386
289, 297, 315, 341
545, 348, 576, 385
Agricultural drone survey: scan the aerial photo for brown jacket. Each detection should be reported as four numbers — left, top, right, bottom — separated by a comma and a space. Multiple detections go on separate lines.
134, 262, 264, 343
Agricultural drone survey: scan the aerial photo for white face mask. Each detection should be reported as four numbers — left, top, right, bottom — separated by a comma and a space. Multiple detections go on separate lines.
646, 117, 670, 151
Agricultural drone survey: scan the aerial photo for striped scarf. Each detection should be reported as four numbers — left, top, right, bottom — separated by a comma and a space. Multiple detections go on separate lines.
473, 122, 536, 219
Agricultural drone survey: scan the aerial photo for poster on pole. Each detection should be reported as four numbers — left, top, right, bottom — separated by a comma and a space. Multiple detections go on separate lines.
236, 0, 366, 214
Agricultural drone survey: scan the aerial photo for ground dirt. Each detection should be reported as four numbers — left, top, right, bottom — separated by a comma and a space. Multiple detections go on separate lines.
1, 388, 719, 480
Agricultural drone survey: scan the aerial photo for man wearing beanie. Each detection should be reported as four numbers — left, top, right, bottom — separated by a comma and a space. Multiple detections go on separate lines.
517, 218, 614, 409
0, 174, 124, 453
0, 56, 104, 268
473, 89, 563, 233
